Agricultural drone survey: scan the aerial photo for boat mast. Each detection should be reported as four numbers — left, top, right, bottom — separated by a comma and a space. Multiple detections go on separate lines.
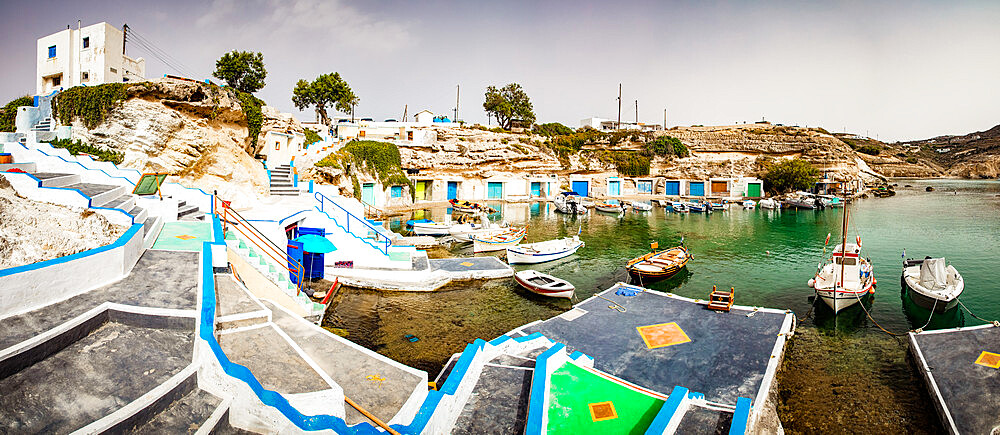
837, 205, 850, 310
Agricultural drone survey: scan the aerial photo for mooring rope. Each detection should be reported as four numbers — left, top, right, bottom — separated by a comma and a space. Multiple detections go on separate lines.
956, 297, 1000, 327
596, 293, 626, 312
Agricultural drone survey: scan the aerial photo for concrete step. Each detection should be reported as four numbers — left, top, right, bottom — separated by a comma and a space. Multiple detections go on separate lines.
30, 172, 80, 187
130, 387, 223, 434
72, 183, 127, 207
177, 205, 200, 219
0, 162, 37, 172
270, 192, 300, 197
101, 194, 136, 211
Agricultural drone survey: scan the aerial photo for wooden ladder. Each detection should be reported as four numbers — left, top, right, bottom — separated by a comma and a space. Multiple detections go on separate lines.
706, 285, 735, 312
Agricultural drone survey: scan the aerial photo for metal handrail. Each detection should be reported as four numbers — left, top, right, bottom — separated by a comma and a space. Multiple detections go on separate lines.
359, 199, 383, 219
314, 192, 391, 255
215, 197, 304, 294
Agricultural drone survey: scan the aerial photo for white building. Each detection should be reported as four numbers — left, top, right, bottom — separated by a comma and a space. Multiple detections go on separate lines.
580, 117, 661, 132
36, 22, 145, 95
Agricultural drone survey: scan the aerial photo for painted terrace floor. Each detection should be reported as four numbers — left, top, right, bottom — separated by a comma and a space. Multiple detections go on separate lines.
547, 361, 664, 433
151, 221, 213, 251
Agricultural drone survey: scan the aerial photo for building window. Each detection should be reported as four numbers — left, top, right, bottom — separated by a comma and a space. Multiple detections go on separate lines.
110, 67, 117, 74
390, 186, 403, 198
275, 141, 280, 150
47, 45, 56, 58
82, 37, 90, 49
52, 76, 61, 86
81, 71, 89, 81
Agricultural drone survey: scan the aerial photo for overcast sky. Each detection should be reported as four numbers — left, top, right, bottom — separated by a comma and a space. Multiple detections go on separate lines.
3, 0, 999, 141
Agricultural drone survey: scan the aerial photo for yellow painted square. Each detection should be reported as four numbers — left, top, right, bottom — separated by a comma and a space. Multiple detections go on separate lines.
460, 261, 474, 267
175, 234, 196, 240
975, 351, 1000, 369
637, 322, 691, 349
588, 401, 618, 422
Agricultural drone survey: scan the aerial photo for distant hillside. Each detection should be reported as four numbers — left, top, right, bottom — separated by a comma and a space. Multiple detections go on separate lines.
897, 124, 1000, 178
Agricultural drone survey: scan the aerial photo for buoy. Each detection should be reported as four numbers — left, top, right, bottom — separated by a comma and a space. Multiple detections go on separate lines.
807, 278, 815, 287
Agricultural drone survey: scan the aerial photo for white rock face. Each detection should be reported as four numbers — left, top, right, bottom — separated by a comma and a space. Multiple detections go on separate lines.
68, 79, 268, 207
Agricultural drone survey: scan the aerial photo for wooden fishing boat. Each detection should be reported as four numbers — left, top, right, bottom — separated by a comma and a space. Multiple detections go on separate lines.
669, 202, 689, 212
471, 227, 526, 253
625, 243, 690, 283
514, 270, 575, 299
411, 220, 455, 236
758, 198, 779, 209
506, 235, 584, 264
595, 201, 625, 214
741, 200, 756, 209
807, 206, 876, 313
449, 199, 486, 213
686, 202, 707, 213
629, 201, 653, 211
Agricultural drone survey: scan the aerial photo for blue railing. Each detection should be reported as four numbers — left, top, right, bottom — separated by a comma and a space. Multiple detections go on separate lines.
314, 192, 391, 256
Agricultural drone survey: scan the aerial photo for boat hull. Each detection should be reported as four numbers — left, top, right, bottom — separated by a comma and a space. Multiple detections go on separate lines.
815, 288, 870, 313
472, 230, 526, 253
904, 283, 960, 313
595, 206, 622, 213
412, 224, 452, 236
506, 240, 583, 264
514, 272, 575, 298
625, 246, 690, 284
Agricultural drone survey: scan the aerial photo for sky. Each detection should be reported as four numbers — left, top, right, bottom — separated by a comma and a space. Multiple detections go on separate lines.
2, 0, 999, 142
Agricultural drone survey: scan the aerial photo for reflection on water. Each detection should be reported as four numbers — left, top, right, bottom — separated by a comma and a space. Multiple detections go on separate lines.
325, 180, 1000, 377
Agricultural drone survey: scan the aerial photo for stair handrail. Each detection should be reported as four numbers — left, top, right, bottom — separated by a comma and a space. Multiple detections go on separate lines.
359, 199, 384, 219
313, 191, 391, 255
214, 197, 304, 294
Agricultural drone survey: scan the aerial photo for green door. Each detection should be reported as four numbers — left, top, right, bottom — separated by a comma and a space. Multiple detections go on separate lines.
488, 182, 503, 199
362, 183, 375, 204
747, 183, 762, 198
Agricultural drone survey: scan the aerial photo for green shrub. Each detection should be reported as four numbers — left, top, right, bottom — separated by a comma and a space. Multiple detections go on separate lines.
235, 90, 263, 149
646, 135, 688, 157
316, 140, 413, 196
855, 144, 881, 155
906, 157, 919, 164
0, 96, 33, 132
532, 122, 574, 137
45, 138, 124, 165
761, 158, 819, 194
589, 150, 650, 177
52, 83, 130, 129
303, 128, 321, 146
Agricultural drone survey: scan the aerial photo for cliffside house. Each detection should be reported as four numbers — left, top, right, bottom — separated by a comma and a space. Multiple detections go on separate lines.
36, 22, 145, 95
580, 117, 662, 132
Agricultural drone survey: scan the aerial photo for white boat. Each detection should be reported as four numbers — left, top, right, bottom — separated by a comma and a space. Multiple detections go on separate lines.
506, 235, 584, 264
902, 257, 964, 312
471, 227, 526, 253
808, 206, 876, 313
708, 202, 727, 211
451, 224, 507, 242
741, 200, 756, 209
514, 270, 575, 299
411, 220, 455, 236
758, 198, 779, 209
629, 201, 653, 211
686, 202, 706, 213
594, 201, 626, 214
553, 192, 588, 215
669, 202, 689, 212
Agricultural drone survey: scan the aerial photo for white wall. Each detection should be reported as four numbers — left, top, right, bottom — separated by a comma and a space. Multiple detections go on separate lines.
36, 22, 145, 95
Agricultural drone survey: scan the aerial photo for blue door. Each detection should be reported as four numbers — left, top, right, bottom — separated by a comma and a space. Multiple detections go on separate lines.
488, 182, 503, 199
638, 180, 652, 194
286, 240, 304, 285
665, 181, 680, 195
609, 180, 621, 196
689, 182, 705, 196
362, 183, 375, 205
447, 181, 458, 200
572, 181, 589, 197
530, 182, 541, 197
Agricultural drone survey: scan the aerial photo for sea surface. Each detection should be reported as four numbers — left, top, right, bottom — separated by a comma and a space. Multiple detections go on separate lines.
320, 179, 1000, 432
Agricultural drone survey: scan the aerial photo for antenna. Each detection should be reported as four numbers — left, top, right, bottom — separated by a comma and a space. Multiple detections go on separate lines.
454, 85, 460, 122
402, 104, 408, 122
617, 84, 622, 130
122, 23, 128, 55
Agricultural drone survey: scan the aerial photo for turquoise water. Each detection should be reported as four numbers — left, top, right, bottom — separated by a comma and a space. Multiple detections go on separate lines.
323, 179, 1000, 373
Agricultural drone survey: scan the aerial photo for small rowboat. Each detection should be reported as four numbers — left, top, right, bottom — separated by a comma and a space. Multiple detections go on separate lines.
629, 201, 653, 211
449, 199, 490, 214
471, 227, 526, 253
626, 245, 690, 283
451, 224, 506, 242
411, 220, 454, 236
686, 202, 706, 213
514, 270, 575, 299
669, 202, 689, 212
595, 201, 625, 214
507, 236, 584, 264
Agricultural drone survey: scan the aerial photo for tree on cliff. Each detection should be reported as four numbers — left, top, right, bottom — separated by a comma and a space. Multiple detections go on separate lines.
483, 83, 535, 130
213, 51, 267, 94
761, 158, 820, 194
292, 73, 358, 126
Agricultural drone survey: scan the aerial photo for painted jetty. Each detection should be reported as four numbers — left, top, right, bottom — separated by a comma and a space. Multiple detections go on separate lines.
909, 323, 1000, 434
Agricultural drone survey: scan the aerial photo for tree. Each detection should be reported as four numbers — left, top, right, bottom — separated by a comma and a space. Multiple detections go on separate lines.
532, 122, 574, 137
213, 51, 267, 94
292, 73, 357, 126
646, 135, 689, 157
483, 83, 535, 130
761, 158, 820, 194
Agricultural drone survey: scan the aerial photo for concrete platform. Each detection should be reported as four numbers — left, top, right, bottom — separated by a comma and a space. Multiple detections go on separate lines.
909, 324, 1000, 434
451, 364, 533, 435
131, 388, 222, 434
261, 300, 426, 425
215, 275, 267, 318
517, 283, 794, 406
216, 324, 332, 395
0, 322, 194, 433
335, 255, 513, 292
0, 250, 200, 351
676, 404, 734, 434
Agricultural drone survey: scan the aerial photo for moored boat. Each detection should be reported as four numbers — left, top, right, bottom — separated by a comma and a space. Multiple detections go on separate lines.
758, 198, 779, 209
669, 202, 689, 212
808, 206, 876, 313
902, 257, 964, 313
506, 235, 584, 264
741, 200, 756, 209
449, 199, 488, 213
553, 192, 588, 215
629, 201, 653, 212
594, 201, 626, 214
411, 220, 455, 236
783, 196, 818, 209
626, 243, 690, 284
708, 202, 727, 211
686, 202, 706, 213
471, 227, 526, 253
514, 270, 575, 299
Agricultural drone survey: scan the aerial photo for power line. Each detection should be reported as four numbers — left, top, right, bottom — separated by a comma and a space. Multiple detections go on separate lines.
125, 26, 199, 78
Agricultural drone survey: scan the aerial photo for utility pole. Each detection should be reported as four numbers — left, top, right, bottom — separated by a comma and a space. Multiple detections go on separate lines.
122, 23, 128, 55
351, 103, 355, 122
454, 85, 460, 122
402, 104, 408, 122
664, 108, 667, 130
635, 100, 638, 124
617, 84, 622, 130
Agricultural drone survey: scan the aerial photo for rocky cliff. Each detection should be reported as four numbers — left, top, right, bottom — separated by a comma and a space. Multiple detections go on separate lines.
67, 79, 268, 204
